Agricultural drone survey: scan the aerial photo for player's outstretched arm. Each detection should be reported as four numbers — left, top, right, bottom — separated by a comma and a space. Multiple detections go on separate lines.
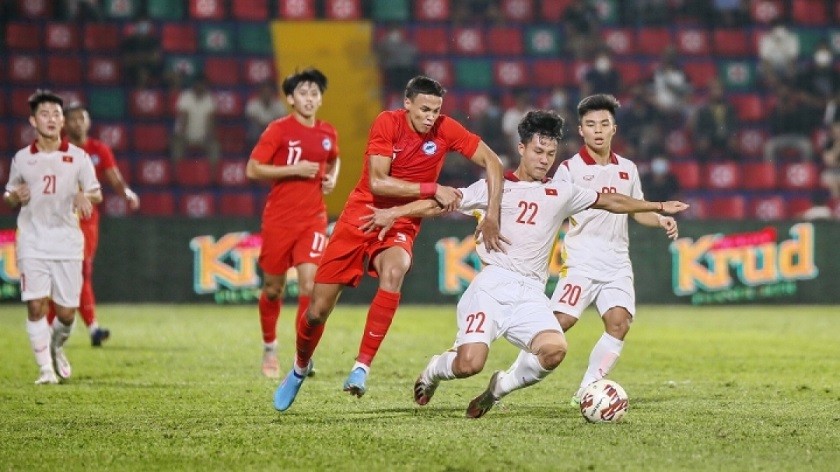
322, 158, 341, 194
594, 193, 689, 215
368, 155, 462, 209
245, 158, 319, 181
103, 168, 139, 211
359, 201, 444, 240
632, 211, 679, 239
468, 141, 505, 253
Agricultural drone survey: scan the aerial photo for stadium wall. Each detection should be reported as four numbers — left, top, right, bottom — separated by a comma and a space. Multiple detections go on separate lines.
0, 217, 837, 306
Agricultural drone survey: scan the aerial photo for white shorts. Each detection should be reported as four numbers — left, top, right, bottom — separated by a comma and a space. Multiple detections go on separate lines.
549, 273, 636, 319
18, 258, 83, 308
454, 266, 563, 351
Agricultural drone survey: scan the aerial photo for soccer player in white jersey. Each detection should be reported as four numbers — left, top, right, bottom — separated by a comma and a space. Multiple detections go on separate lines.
548, 94, 680, 405
3, 90, 102, 384
360, 110, 687, 417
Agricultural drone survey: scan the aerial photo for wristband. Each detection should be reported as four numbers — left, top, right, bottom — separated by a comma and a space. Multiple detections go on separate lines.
419, 182, 437, 199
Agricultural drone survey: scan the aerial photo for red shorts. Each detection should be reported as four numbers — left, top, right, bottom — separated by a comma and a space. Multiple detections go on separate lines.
314, 218, 416, 287
259, 220, 328, 275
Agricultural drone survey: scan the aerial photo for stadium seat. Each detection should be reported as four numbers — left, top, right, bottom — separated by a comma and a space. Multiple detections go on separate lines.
670, 161, 701, 190
45, 23, 79, 51
189, 0, 226, 19
637, 28, 671, 56
729, 94, 765, 122
601, 28, 636, 55
541, 0, 573, 21
787, 196, 814, 217
675, 29, 710, 56
420, 60, 454, 88
87, 57, 121, 86
613, 60, 648, 87
84, 24, 121, 51
102, 0, 139, 18
232, 0, 268, 20
501, 0, 535, 22
205, 58, 240, 86
713, 29, 753, 56
162, 24, 197, 53
180, 192, 216, 218
148, 0, 184, 19
532, 59, 571, 87
279, 0, 316, 18
325, 0, 362, 19
11, 89, 35, 117
0, 128, 9, 155
780, 163, 818, 190
15, 0, 52, 18
741, 162, 777, 190
47, 56, 83, 85
749, 0, 783, 24
455, 59, 493, 90
413, 26, 449, 55
88, 88, 126, 120
132, 125, 169, 154
217, 124, 247, 155
487, 27, 524, 55
750, 195, 787, 220
129, 89, 166, 118
792, 0, 828, 25
56, 89, 85, 108
719, 61, 756, 90
176, 159, 214, 187
101, 194, 129, 217
665, 129, 693, 158
5, 22, 41, 50
244, 59, 275, 85
709, 195, 747, 220
199, 24, 234, 53
705, 162, 742, 190
14, 124, 37, 148
214, 91, 244, 118
237, 24, 273, 55
453, 28, 486, 56
681, 194, 709, 220
493, 61, 528, 87
9, 55, 43, 84
683, 60, 718, 89
139, 191, 176, 217
217, 159, 249, 187
219, 192, 257, 217
525, 27, 559, 56
136, 159, 172, 186
372, 0, 410, 21
95, 124, 128, 153
736, 128, 768, 159
414, 0, 450, 21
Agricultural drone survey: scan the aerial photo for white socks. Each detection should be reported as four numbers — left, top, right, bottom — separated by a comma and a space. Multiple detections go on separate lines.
579, 332, 623, 390
26, 318, 52, 370
423, 351, 457, 384
352, 361, 370, 374
495, 351, 550, 399
264, 340, 278, 351
51, 317, 75, 350
88, 322, 99, 335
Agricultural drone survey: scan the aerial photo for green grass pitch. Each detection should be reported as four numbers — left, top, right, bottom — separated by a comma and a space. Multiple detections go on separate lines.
1, 304, 838, 471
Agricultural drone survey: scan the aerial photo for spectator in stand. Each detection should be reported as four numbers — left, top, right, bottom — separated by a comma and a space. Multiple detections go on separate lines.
691, 79, 739, 162
641, 155, 681, 202
821, 120, 840, 199
119, 18, 163, 89
795, 42, 840, 128
712, 0, 747, 27
59, 0, 103, 20
758, 20, 799, 89
618, 84, 666, 161
375, 27, 419, 96
581, 49, 622, 97
764, 85, 814, 162
246, 81, 287, 147
563, 0, 601, 59
650, 48, 692, 127
171, 74, 221, 170
502, 90, 532, 162
798, 193, 833, 220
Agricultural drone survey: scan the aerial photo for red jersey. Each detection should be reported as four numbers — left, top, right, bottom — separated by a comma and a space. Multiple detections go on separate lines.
340, 109, 480, 229
80, 138, 117, 226
251, 115, 339, 225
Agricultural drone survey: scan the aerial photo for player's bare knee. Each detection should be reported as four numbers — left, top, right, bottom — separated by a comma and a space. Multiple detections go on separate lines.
539, 343, 568, 370
379, 266, 408, 291
452, 356, 484, 378
604, 315, 631, 339
555, 312, 577, 332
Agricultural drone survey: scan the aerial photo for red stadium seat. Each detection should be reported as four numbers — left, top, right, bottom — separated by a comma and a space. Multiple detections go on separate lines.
741, 162, 777, 190
181, 192, 216, 218
750, 195, 787, 220
780, 163, 818, 190
493, 61, 528, 87
665, 129, 693, 158
9, 55, 43, 84
217, 124, 247, 155
205, 58, 240, 86
541, 0, 573, 21
95, 124, 129, 153
116, 159, 132, 184
413, 26, 449, 55
709, 195, 747, 220
14, 124, 38, 148
213, 91, 244, 118
670, 161, 701, 190
614, 60, 649, 87
15, 0, 53, 18
601, 28, 636, 55
11, 89, 34, 117
87, 57, 121, 85
675, 29, 710, 56
792, 0, 828, 25
730, 94, 766, 122
787, 196, 814, 217
139, 191, 176, 217
84, 24, 121, 51
136, 159, 172, 186
325, 0, 362, 19
501, 0, 534, 22
47, 56, 83, 85
487, 27, 524, 55
420, 60, 454, 88
683, 61, 718, 89
415, 0, 450, 21
55, 89, 85, 108
132, 125, 169, 154
217, 159, 249, 187
681, 195, 709, 220
244, 59, 275, 85
45, 23, 79, 51
532, 60, 571, 87
189, 0, 225, 19
637, 28, 671, 56
705, 162, 742, 190
749, 0, 783, 24
175, 159, 213, 187
129, 89, 166, 118
453, 28, 486, 56
219, 192, 256, 217
233, 0, 268, 20
5, 22, 41, 50
102, 193, 129, 217
713, 29, 753, 56
278, 0, 316, 19
736, 128, 768, 158
161, 24, 197, 53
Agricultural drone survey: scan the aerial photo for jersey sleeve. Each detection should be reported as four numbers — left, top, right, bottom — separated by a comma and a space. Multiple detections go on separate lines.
630, 165, 644, 200
79, 154, 101, 192
457, 179, 488, 215
327, 124, 340, 162
567, 183, 599, 215
250, 122, 283, 165
555, 161, 572, 182
440, 116, 481, 158
4, 155, 22, 192
365, 112, 395, 157
95, 142, 118, 171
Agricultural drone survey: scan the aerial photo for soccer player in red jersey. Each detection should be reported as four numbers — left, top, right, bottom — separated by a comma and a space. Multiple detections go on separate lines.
246, 68, 341, 378
46, 103, 140, 347
274, 75, 506, 411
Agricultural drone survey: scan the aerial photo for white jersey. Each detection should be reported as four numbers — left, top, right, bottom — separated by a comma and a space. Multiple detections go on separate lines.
555, 147, 643, 280
459, 171, 598, 286
6, 141, 100, 260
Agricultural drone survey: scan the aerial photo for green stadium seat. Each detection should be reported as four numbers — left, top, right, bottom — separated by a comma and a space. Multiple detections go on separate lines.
148, 0, 185, 20
200, 25, 235, 53
372, 0, 409, 21
455, 59, 493, 90
525, 27, 560, 56
719, 61, 756, 90
88, 88, 126, 120
102, 0, 139, 19
237, 24, 273, 55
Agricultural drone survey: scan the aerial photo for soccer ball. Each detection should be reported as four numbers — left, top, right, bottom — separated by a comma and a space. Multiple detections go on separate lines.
579, 379, 629, 423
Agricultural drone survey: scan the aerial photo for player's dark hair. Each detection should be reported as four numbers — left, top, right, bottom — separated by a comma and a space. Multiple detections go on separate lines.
577, 94, 620, 121
282, 68, 328, 95
28, 89, 64, 115
405, 76, 446, 100
518, 110, 565, 144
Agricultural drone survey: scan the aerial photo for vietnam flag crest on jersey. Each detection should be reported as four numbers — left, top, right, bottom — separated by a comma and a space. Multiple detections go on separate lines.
545, 188, 557, 196
619, 171, 629, 180
62, 155, 73, 163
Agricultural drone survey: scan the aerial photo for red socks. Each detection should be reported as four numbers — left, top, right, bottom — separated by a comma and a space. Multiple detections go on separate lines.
356, 289, 401, 367
258, 292, 281, 344
295, 307, 325, 370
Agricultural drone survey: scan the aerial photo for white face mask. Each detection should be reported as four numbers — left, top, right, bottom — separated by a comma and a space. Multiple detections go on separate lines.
815, 50, 832, 67
772, 26, 786, 37
595, 57, 611, 73
651, 158, 669, 175
551, 92, 567, 109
